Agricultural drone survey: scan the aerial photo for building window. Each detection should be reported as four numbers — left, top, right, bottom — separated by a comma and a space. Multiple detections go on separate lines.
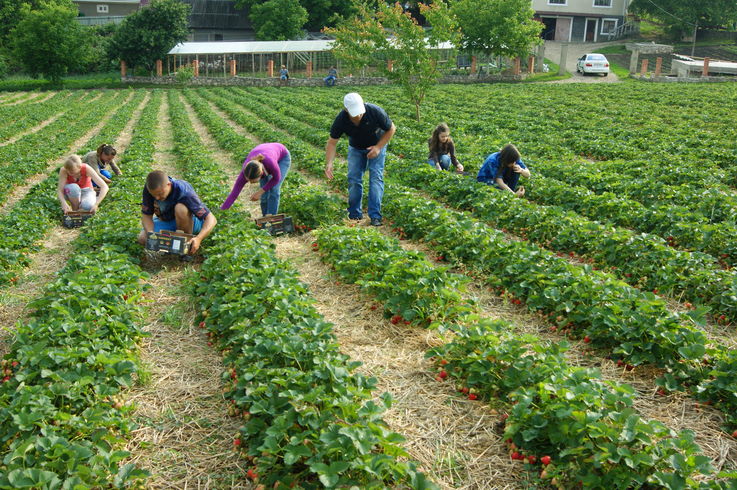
601, 18, 618, 35
97, 4, 109, 13
548, 0, 566, 4
593, 0, 612, 6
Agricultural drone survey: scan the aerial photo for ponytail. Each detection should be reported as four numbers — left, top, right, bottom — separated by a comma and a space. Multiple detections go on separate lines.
96, 143, 117, 161
244, 157, 264, 181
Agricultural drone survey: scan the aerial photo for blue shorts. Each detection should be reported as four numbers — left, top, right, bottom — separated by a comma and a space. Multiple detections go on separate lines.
153, 215, 203, 234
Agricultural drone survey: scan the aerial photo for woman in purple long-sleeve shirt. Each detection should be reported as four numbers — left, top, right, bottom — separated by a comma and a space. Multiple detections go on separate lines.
221, 143, 291, 216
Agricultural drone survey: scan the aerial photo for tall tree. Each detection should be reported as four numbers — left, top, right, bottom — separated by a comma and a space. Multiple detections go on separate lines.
249, 0, 308, 40
108, 0, 190, 72
326, 1, 459, 121
629, 0, 737, 40
10, 2, 91, 83
451, 0, 542, 58
235, 0, 356, 35
0, 0, 70, 45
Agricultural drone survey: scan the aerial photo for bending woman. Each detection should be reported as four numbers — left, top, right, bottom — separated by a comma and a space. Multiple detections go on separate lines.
221, 143, 291, 216
57, 155, 109, 213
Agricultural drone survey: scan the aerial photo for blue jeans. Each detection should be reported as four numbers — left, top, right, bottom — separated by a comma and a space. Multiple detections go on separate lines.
428, 154, 452, 171
259, 151, 291, 216
346, 146, 385, 220
93, 168, 112, 188
324, 75, 336, 86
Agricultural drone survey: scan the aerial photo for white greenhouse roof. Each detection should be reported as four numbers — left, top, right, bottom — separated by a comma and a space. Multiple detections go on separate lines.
168, 40, 335, 56
168, 40, 454, 56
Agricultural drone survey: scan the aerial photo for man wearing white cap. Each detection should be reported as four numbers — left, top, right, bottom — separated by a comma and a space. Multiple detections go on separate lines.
324, 92, 396, 226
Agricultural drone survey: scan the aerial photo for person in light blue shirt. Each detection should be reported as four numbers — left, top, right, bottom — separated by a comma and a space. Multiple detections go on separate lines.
477, 144, 530, 197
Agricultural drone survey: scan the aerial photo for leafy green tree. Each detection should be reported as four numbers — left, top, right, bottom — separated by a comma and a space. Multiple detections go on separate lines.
108, 0, 190, 72
10, 2, 91, 83
451, 0, 542, 58
326, 0, 459, 121
250, 0, 308, 40
235, 0, 355, 34
629, 0, 737, 40
0, 0, 70, 44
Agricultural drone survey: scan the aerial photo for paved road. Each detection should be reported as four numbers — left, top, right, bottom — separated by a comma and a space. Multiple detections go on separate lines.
542, 40, 623, 83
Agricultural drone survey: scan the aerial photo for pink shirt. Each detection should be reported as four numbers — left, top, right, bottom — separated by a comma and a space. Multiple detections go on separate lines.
221, 143, 288, 210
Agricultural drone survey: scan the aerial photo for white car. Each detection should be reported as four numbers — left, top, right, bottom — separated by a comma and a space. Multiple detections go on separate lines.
576, 53, 610, 76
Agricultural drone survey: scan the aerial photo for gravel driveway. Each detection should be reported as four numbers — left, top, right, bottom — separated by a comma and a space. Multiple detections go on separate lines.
542, 40, 623, 83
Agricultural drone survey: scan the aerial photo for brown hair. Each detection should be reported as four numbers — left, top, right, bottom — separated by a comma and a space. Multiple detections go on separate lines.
499, 144, 521, 167
96, 143, 117, 161
428, 122, 453, 154
146, 170, 168, 191
243, 155, 265, 181
64, 155, 82, 173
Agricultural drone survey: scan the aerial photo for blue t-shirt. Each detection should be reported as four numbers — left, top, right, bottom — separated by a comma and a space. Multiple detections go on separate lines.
141, 177, 210, 222
477, 152, 527, 191
329, 103, 393, 150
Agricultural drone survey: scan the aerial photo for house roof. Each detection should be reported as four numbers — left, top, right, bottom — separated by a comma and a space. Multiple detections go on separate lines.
168, 40, 335, 55
168, 39, 454, 55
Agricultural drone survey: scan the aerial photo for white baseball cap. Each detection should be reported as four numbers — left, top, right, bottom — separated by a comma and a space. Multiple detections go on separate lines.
343, 92, 365, 117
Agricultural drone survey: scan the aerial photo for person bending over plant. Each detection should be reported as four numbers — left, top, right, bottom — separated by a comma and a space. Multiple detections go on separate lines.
57, 154, 108, 214
136, 170, 217, 255
477, 143, 530, 197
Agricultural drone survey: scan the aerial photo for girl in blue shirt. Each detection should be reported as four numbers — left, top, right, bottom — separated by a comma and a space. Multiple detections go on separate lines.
477, 144, 530, 197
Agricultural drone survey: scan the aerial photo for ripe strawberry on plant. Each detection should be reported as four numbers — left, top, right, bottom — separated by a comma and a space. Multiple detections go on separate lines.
390, 315, 402, 324
540, 455, 551, 465
468, 393, 477, 400
438, 370, 448, 379
247, 468, 258, 480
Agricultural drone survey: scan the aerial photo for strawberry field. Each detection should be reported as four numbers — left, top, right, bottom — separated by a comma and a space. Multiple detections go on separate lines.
0, 82, 736, 489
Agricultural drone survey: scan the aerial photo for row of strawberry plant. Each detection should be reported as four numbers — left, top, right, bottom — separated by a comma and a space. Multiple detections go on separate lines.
0, 90, 163, 487
250, 87, 737, 269
0, 90, 147, 286
211, 89, 737, 325
0, 90, 127, 207
313, 224, 722, 489
388, 159, 737, 324
379, 185, 737, 425
168, 90, 434, 488
0, 91, 79, 141
196, 90, 711, 378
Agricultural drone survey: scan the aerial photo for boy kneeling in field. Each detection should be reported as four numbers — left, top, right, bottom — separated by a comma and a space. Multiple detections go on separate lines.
137, 170, 217, 254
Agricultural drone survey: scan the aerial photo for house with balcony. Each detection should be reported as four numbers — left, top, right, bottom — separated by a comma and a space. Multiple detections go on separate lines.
533, 0, 633, 42
73, 0, 142, 25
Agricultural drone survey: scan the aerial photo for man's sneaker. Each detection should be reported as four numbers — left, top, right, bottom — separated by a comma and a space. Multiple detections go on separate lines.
370, 218, 382, 226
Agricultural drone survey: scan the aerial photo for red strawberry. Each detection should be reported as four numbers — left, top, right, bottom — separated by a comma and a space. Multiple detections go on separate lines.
467, 393, 477, 400
247, 468, 258, 480
11, 361, 18, 368
511, 451, 522, 460
540, 456, 551, 465
732, 430, 737, 438
390, 315, 401, 324
438, 370, 448, 379
460, 387, 469, 394
500, 413, 508, 421
653, 289, 659, 294
207, 341, 213, 347
199, 321, 206, 328
234, 438, 242, 447
527, 455, 536, 464
583, 336, 591, 344
616, 359, 625, 367
440, 359, 448, 366
657, 388, 666, 396
403, 320, 411, 325
370, 304, 378, 310
2, 376, 9, 383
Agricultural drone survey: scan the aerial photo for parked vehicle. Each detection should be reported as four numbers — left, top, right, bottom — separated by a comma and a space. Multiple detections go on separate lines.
576, 53, 610, 76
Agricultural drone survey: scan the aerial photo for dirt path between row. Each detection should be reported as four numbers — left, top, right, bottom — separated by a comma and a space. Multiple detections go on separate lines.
0, 92, 131, 216
225, 92, 737, 480
126, 93, 248, 488
0, 92, 149, 357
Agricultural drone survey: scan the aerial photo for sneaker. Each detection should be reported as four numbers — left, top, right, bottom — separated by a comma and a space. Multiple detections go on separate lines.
370, 218, 382, 226
349, 216, 362, 221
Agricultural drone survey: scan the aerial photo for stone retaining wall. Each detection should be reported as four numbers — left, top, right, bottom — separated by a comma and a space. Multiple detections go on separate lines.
634, 75, 737, 83
121, 74, 522, 86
